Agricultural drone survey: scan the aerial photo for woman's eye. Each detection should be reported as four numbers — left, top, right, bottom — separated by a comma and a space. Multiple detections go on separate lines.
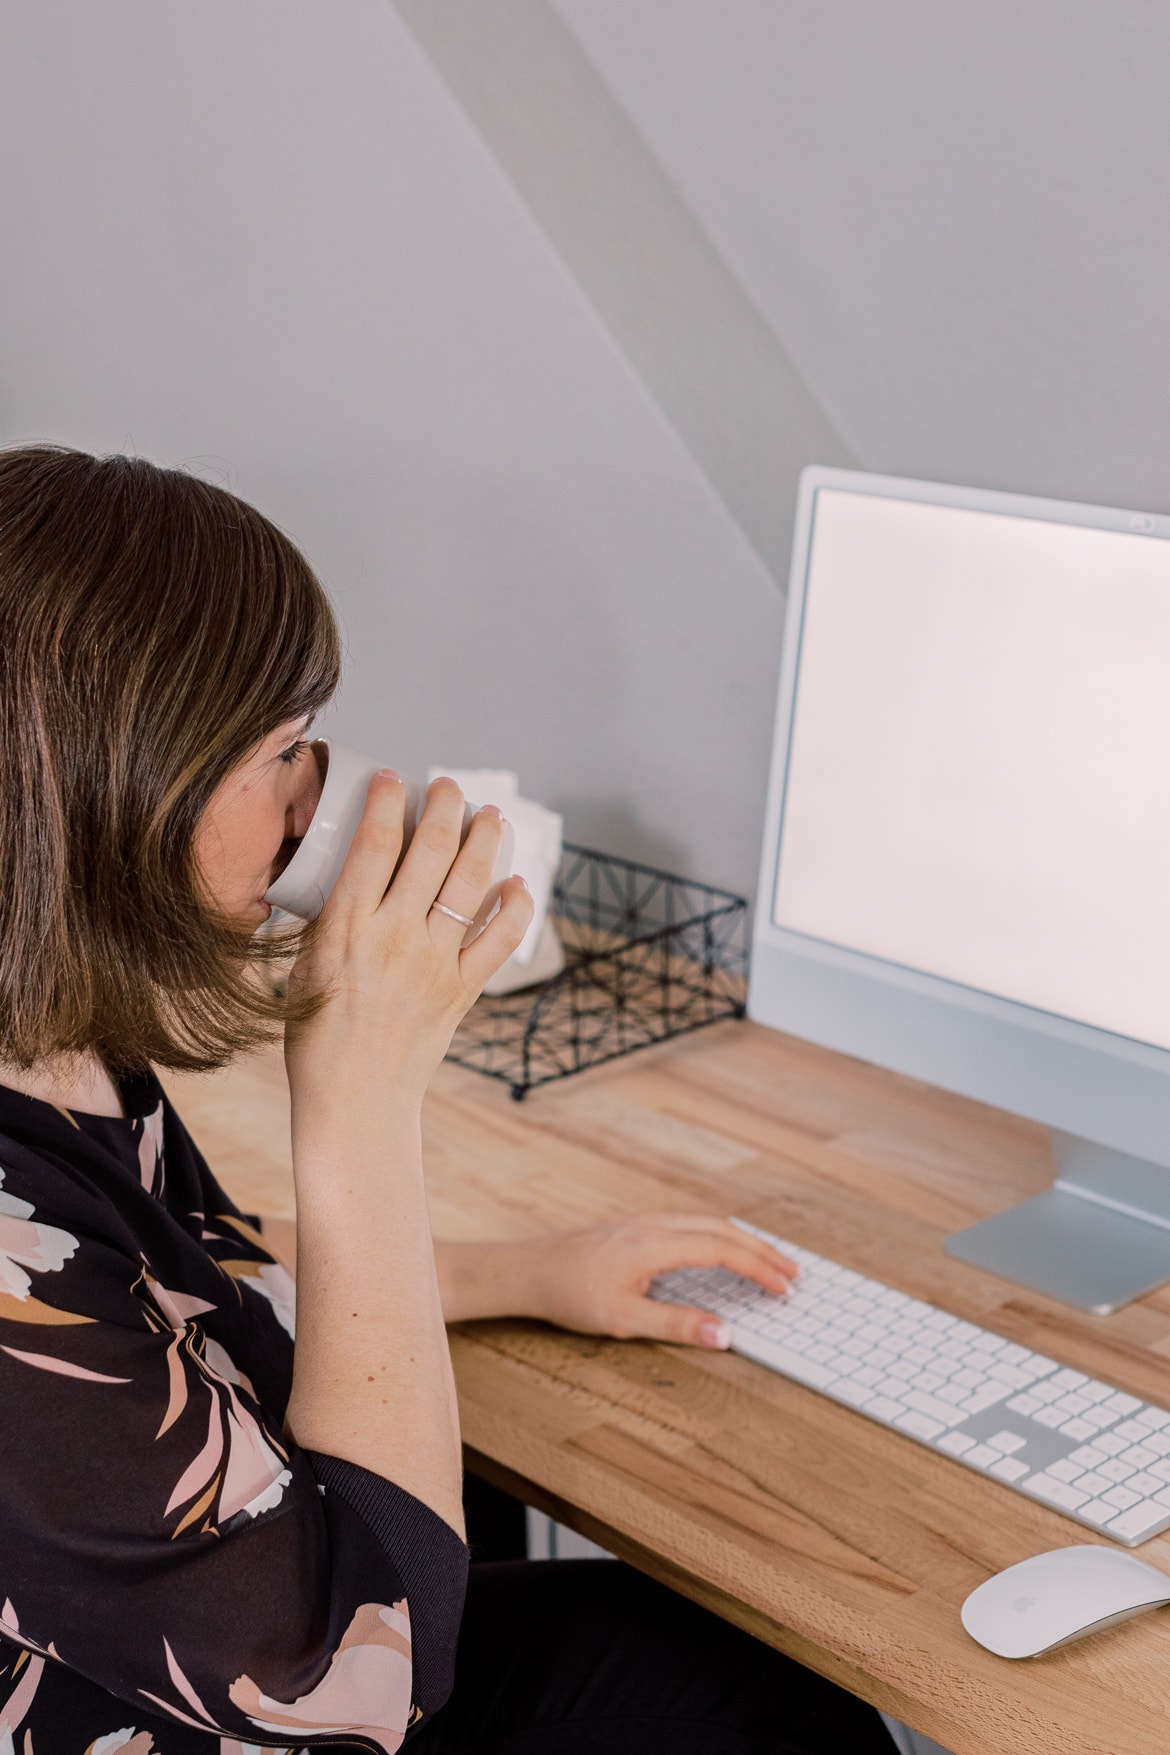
278, 738, 308, 766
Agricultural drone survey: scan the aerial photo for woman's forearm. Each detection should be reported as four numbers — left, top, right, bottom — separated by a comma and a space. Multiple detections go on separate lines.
261, 1221, 543, 1323
275, 775, 530, 1544
434, 1237, 548, 1324
283, 1102, 465, 1537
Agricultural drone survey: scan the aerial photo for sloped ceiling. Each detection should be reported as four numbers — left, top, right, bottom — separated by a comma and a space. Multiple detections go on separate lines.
554, 0, 1170, 513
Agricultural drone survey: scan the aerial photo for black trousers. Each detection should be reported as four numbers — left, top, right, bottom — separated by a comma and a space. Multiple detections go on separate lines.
410, 1555, 897, 1754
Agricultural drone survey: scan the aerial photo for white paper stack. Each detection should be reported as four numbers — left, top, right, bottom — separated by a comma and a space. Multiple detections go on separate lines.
427, 768, 565, 995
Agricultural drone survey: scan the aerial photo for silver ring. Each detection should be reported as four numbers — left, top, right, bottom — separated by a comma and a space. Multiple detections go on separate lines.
431, 901, 476, 928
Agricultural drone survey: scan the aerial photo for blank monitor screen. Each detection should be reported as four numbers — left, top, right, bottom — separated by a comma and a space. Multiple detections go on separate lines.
773, 489, 1170, 1053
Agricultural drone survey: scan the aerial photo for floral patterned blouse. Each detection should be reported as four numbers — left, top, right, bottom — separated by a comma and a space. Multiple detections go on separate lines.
0, 1072, 468, 1754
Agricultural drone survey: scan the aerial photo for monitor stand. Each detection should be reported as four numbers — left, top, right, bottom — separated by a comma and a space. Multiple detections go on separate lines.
946, 1132, 1170, 1314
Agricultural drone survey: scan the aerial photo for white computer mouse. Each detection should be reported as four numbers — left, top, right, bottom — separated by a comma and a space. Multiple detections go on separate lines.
961, 1545, 1170, 1658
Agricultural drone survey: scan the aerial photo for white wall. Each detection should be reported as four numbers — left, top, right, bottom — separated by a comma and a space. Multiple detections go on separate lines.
5, 1, 1167, 907
0, 0, 783, 899
554, 0, 1170, 513
390, 0, 854, 585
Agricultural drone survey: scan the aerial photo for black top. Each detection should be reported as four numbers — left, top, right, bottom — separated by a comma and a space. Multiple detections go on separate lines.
0, 1072, 468, 1752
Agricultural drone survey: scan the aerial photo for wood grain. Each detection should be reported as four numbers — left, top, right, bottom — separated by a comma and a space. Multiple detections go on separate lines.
165, 1020, 1170, 1755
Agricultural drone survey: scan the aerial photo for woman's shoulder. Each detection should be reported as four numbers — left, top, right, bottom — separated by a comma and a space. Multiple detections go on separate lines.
0, 1071, 243, 1266
0, 1072, 294, 1344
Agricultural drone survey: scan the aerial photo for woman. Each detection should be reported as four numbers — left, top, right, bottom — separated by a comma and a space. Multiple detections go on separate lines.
0, 447, 896, 1753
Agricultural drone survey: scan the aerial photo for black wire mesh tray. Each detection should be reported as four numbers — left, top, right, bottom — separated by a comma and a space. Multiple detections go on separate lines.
447, 843, 748, 1099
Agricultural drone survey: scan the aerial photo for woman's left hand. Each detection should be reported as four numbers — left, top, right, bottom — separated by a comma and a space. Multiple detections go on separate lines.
520, 1213, 798, 1350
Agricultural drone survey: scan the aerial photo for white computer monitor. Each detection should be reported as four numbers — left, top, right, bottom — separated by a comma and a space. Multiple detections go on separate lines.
749, 466, 1170, 1313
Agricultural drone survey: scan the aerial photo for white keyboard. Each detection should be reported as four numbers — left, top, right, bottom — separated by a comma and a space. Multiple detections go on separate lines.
650, 1219, 1170, 1546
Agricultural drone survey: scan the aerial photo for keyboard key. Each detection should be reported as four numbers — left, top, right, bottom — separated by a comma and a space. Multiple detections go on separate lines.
1106, 1395, 1142, 1417
1114, 1418, 1152, 1442
1052, 1369, 1089, 1391
867, 1396, 903, 1421
1079, 1499, 1118, 1527
1068, 1445, 1109, 1469
986, 1430, 1026, 1455
1102, 1485, 1141, 1511
1007, 1393, 1041, 1416
1125, 1472, 1163, 1497
1083, 1406, 1121, 1429
1059, 1418, 1098, 1441
1047, 1458, 1086, 1484
1138, 1407, 1170, 1431
1108, 1503, 1170, 1541
827, 1352, 861, 1374
965, 1444, 1000, 1468
834, 1379, 876, 1409
732, 1334, 840, 1388
1075, 1471, 1113, 1497
1099, 1459, 1136, 1483
895, 1410, 945, 1441
852, 1366, 884, 1387
1079, 1382, 1113, 1404
1035, 1406, 1066, 1429
1027, 1474, 1090, 1511
1144, 1432, 1170, 1457
990, 1456, 1029, 1481
937, 1431, 974, 1457
903, 1389, 964, 1428
1094, 1432, 1129, 1456
987, 1361, 1032, 1387
1031, 1381, 1063, 1404
1121, 1443, 1158, 1469
1053, 1393, 1091, 1417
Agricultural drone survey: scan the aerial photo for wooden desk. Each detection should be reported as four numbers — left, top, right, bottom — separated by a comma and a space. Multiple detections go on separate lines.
166, 1021, 1170, 1755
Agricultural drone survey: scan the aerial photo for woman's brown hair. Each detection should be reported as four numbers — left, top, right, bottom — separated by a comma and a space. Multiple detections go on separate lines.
0, 446, 342, 1074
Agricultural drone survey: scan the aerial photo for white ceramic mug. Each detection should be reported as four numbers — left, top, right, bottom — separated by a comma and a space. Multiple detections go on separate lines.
264, 739, 514, 939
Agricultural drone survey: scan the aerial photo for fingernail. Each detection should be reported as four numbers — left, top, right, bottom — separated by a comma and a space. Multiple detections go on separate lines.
700, 1318, 731, 1350
376, 768, 401, 782
478, 803, 503, 819
515, 874, 530, 891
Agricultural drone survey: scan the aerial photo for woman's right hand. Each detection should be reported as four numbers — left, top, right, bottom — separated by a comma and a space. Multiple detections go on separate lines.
284, 773, 533, 1115
282, 773, 524, 1533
